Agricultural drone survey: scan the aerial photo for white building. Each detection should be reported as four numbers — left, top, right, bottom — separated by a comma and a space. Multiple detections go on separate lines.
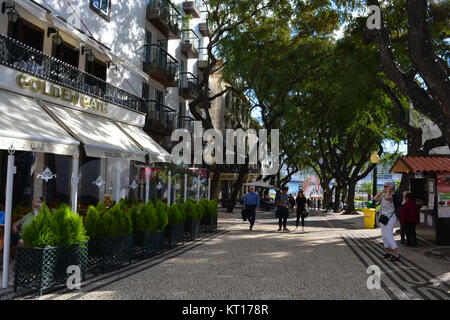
0, 0, 212, 211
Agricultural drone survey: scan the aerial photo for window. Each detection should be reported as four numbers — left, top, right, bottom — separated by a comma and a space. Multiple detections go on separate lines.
90, 0, 111, 21
52, 41, 79, 68
11, 19, 44, 51
142, 83, 150, 101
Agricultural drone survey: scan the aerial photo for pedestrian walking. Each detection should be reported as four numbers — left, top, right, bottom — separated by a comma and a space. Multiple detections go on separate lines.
399, 193, 419, 247
318, 199, 322, 211
243, 186, 260, 231
374, 182, 400, 261
295, 190, 307, 232
275, 187, 290, 232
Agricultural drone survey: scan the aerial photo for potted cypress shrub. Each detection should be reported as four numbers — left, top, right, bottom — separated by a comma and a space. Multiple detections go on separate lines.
14, 203, 89, 296
133, 201, 168, 258
84, 202, 133, 272
165, 203, 186, 247
200, 199, 218, 232
184, 201, 204, 240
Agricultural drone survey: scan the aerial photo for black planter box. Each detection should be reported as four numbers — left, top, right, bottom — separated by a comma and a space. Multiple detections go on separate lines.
201, 215, 218, 232
14, 242, 88, 296
133, 230, 165, 258
184, 220, 201, 240
88, 234, 132, 272
166, 223, 185, 246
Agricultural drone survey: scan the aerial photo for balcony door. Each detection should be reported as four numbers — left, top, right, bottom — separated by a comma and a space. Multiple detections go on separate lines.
52, 41, 79, 68
155, 89, 164, 121
157, 39, 168, 67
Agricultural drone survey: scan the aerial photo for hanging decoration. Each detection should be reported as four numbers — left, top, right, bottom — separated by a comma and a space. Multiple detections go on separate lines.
93, 176, 105, 188
37, 167, 57, 182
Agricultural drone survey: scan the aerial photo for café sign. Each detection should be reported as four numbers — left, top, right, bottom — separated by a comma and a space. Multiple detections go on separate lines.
16, 73, 108, 114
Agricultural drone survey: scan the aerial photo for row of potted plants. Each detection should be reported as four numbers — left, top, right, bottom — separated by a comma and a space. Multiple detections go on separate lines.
13, 198, 218, 296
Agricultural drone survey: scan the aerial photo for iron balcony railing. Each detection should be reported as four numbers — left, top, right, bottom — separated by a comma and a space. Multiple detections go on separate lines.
0, 33, 147, 113
179, 72, 198, 92
148, 0, 181, 30
181, 29, 199, 51
147, 99, 177, 128
178, 115, 195, 133
143, 43, 179, 83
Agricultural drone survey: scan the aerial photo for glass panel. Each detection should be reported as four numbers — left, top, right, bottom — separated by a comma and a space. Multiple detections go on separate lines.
0, 150, 71, 226
101, 0, 109, 13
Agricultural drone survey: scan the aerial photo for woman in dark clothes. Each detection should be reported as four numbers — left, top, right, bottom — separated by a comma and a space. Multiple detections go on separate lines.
295, 190, 307, 231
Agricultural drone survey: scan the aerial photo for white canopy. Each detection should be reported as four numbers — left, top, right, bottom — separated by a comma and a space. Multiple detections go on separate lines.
0, 90, 79, 155
115, 122, 171, 163
244, 180, 276, 189
43, 103, 146, 162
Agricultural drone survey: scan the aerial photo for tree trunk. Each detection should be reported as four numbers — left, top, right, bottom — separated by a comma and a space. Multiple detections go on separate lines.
333, 187, 341, 212
227, 164, 248, 212
210, 164, 224, 200
344, 180, 358, 215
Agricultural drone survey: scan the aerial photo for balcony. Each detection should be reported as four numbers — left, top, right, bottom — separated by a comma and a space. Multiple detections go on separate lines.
198, 22, 209, 37
146, 0, 182, 39
0, 33, 147, 113
179, 72, 198, 100
178, 115, 195, 133
182, 1, 201, 18
143, 43, 179, 87
181, 29, 199, 59
145, 100, 177, 135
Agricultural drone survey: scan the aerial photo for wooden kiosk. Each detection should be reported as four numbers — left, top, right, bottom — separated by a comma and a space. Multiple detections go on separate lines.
390, 156, 450, 245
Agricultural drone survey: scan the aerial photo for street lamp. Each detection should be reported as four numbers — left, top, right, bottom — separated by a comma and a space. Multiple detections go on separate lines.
370, 151, 380, 200
2, 2, 20, 23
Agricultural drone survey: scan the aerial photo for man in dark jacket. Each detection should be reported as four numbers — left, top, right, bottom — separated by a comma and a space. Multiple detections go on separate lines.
399, 193, 420, 247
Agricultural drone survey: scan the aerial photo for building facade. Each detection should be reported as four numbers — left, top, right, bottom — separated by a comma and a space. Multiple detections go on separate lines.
0, 0, 214, 214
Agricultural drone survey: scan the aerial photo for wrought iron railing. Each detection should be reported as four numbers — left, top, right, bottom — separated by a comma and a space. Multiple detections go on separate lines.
143, 43, 179, 83
179, 72, 198, 92
178, 115, 195, 133
181, 29, 199, 50
147, 100, 177, 128
148, 0, 181, 30
0, 33, 147, 113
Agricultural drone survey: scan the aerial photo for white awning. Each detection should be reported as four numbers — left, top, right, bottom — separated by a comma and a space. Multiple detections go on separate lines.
0, 90, 79, 156
115, 122, 172, 163
43, 103, 146, 162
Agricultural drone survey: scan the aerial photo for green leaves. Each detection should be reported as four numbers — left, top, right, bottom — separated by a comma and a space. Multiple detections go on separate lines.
84, 202, 132, 239
21, 202, 88, 248
167, 203, 185, 227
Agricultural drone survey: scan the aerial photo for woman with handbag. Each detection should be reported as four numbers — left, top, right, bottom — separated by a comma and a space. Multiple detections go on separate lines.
295, 190, 307, 232
374, 182, 400, 261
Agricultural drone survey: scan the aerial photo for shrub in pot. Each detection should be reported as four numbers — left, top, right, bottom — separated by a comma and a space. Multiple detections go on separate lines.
133, 202, 167, 257
184, 201, 204, 240
15, 203, 89, 295
165, 203, 186, 246
84, 202, 133, 271
200, 199, 218, 232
